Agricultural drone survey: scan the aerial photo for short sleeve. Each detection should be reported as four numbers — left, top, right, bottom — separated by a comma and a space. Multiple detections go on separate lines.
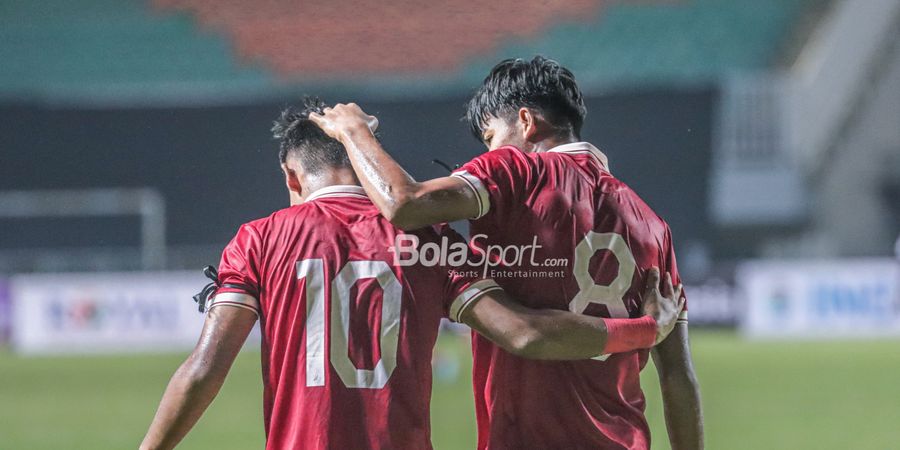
451, 146, 536, 221
211, 223, 262, 315
432, 224, 502, 322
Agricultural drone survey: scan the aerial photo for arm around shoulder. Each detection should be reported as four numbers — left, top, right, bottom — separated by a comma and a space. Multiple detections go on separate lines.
307, 103, 481, 229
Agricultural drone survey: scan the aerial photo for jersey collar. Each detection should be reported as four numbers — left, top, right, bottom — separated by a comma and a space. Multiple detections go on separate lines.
304, 185, 369, 203
547, 141, 609, 171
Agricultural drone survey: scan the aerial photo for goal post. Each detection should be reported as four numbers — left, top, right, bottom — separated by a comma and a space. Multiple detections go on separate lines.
0, 188, 166, 270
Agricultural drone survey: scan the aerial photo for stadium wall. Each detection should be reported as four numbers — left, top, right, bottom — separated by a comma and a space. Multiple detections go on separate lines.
0, 278, 9, 344
739, 258, 900, 338
6, 257, 898, 354
8, 271, 262, 354
0, 89, 715, 273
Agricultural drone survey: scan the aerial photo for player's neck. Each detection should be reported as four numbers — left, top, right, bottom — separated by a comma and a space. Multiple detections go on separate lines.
297, 169, 360, 204
531, 134, 579, 153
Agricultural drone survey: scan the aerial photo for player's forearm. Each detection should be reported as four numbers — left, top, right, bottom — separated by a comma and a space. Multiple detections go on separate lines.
653, 324, 704, 450
140, 359, 227, 450
659, 372, 704, 450
465, 290, 666, 360
513, 310, 610, 360
463, 293, 607, 359
312, 104, 476, 228
517, 312, 667, 360
337, 125, 421, 223
141, 306, 255, 449
517, 268, 681, 359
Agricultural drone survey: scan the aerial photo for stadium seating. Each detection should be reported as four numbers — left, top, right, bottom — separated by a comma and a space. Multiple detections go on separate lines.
0, 0, 825, 98
151, 0, 606, 77
462, 0, 822, 86
152, 0, 819, 86
0, 0, 269, 98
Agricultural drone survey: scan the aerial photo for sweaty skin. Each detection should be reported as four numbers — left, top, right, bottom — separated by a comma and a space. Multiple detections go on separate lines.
309, 102, 703, 449
139, 269, 683, 449
138, 136, 685, 449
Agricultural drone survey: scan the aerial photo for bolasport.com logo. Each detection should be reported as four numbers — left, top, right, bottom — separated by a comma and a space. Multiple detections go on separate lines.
389, 233, 568, 279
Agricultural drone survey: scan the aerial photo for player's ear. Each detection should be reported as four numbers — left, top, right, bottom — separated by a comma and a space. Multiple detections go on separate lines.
281, 163, 302, 195
518, 107, 539, 142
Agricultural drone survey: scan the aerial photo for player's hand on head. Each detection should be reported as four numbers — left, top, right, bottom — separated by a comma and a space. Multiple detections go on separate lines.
307, 102, 379, 141
640, 267, 685, 345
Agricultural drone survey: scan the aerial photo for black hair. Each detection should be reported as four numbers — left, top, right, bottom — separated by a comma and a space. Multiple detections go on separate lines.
271, 97, 351, 173
466, 56, 587, 142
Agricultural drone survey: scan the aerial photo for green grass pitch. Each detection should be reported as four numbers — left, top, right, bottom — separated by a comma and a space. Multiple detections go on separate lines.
1, 330, 898, 449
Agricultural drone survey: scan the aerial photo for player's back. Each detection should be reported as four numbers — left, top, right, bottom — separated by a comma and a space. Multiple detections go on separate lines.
457, 143, 681, 449
215, 185, 486, 450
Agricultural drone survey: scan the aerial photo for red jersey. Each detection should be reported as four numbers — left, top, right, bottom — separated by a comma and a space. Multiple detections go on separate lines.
210, 185, 498, 450
452, 142, 688, 450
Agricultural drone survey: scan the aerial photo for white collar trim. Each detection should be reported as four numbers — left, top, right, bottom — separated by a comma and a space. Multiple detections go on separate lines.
547, 141, 609, 170
304, 185, 368, 203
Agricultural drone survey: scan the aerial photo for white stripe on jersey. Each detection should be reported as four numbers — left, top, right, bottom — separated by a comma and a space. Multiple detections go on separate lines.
449, 279, 502, 322
450, 170, 490, 219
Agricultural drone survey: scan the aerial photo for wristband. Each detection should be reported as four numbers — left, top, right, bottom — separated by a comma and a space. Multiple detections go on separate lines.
601, 316, 657, 354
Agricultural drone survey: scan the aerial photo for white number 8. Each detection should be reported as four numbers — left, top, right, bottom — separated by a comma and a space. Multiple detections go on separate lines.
569, 232, 636, 360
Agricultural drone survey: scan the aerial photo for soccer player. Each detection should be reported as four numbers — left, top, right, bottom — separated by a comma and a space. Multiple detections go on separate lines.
309, 57, 704, 449
139, 98, 684, 450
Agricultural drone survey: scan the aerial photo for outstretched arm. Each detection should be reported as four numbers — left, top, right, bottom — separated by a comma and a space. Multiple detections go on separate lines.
652, 323, 704, 450
460, 268, 684, 360
140, 299, 257, 450
309, 103, 479, 229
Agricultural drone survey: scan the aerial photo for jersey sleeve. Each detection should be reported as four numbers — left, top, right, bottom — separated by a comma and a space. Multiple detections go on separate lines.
450, 146, 536, 221
432, 224, 502, 322
663, 225, 688, 324
210, 223, 262, 315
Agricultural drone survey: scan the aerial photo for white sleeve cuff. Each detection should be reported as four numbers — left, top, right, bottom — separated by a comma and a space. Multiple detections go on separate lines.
451, 170, 490, 219
208, 292, 260, 317
449, 279, 502, 322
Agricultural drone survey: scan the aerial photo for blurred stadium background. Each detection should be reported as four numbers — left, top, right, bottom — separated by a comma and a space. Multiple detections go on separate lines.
1, 0, 899, 448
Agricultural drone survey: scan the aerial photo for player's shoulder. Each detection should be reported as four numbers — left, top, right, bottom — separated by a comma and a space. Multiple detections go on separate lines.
466, 145, 532, 167
598, 172, 668, 224
228, 213, 272, 243
596, 170, 630, 193
222, 216, 268, 252
238, 215, 269, 232
460, 146, 542, 188
235, 205, 306, 235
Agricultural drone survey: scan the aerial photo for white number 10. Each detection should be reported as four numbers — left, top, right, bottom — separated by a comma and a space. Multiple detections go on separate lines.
298, 259, 402, 389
